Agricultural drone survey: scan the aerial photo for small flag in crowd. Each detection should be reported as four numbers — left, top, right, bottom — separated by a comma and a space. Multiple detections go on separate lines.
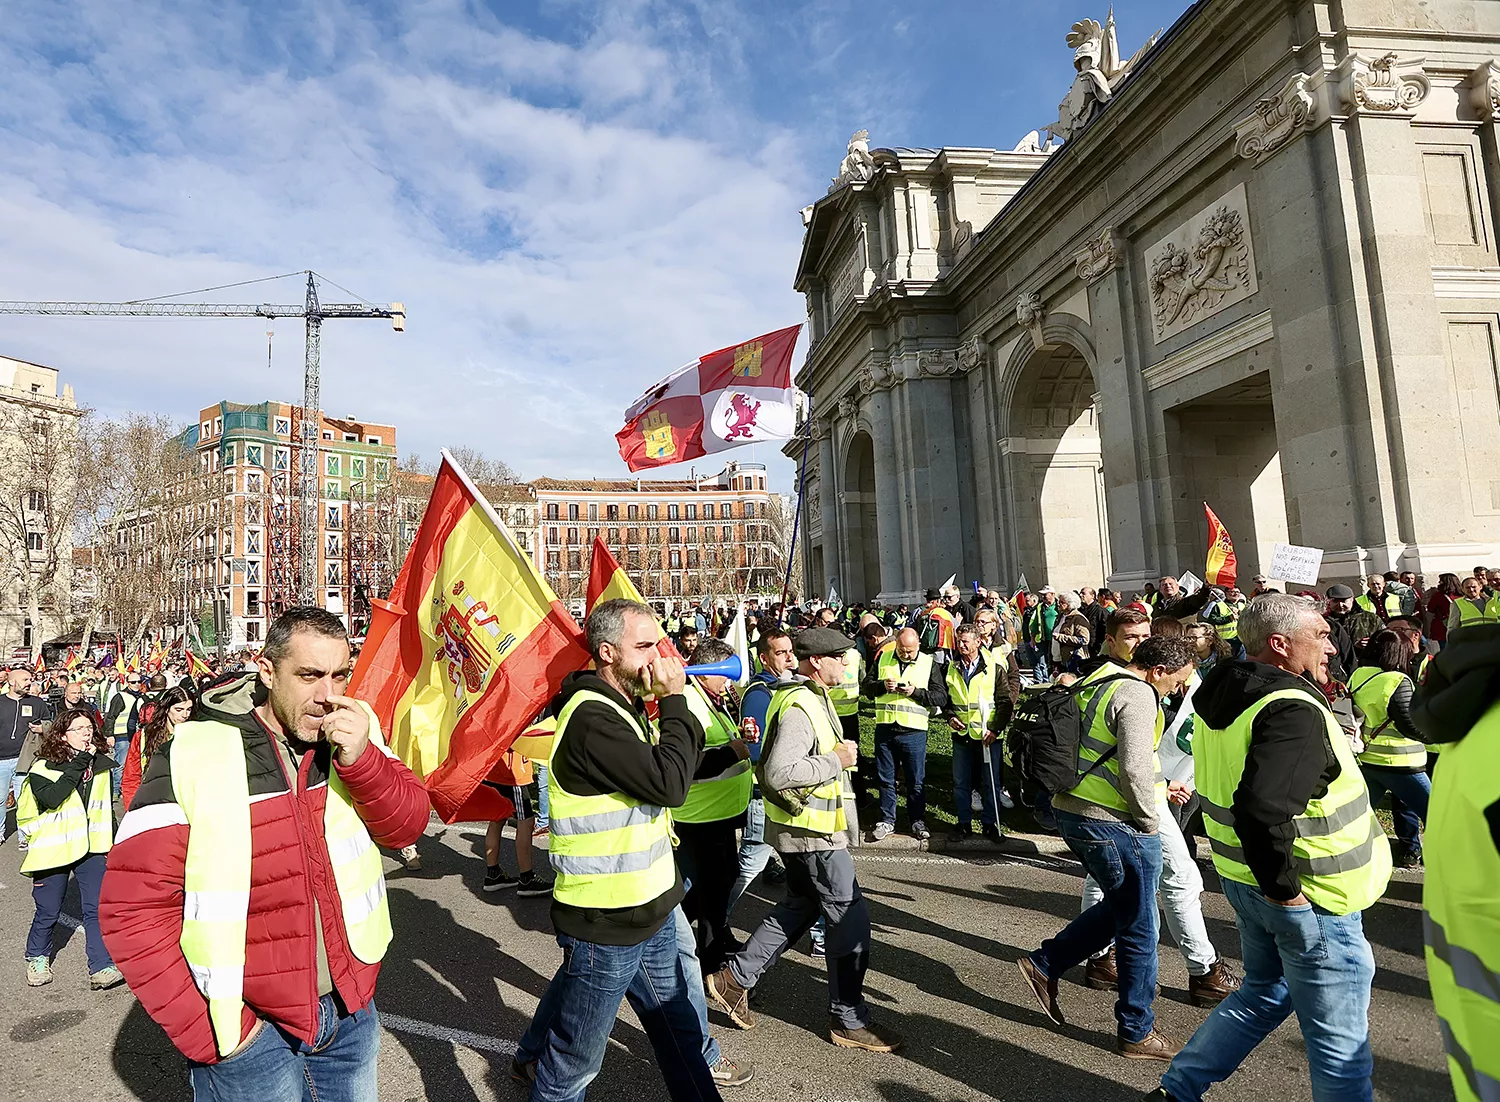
349, 450, 589, 824
186, 649, 214, 682
1203, 503, 1238, 588
616, 324, 802, 472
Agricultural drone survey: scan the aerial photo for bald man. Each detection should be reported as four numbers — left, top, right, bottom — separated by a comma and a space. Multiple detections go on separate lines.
861, 627, 948, 841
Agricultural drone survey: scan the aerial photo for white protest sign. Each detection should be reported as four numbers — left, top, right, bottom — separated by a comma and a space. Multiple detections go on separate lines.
1176, 571, 1203, 595
1268, 542, 1324, 586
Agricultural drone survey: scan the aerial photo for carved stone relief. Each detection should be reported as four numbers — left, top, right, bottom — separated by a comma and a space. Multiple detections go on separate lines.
1469, 60, 1500, 121
1016, 291, 1045, 350
918, 349, 961, 377
830, 129, 875, 190
1337, 53, 1429, 116
1234, 72, 1316, 165
1145, 183, 1257, 343
1073, 226, 1122, 284
810, 417, 832, 441
958, 335, 987, 373
859, 360, 899, 393
836, 395, 858, 423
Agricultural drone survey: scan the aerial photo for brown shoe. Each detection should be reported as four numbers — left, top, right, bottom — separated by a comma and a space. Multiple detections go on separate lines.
1189, 958, 1242, 1007
1117, 1029, 1182, 1062
829, 1019, 904, 1052
1085, 948, 1118, 991
705, 967, 755, 1030
1017, 956, 1066, 1026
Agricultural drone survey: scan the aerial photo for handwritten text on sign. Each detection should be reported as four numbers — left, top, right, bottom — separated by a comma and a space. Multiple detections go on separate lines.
1268, 543, 1324, 586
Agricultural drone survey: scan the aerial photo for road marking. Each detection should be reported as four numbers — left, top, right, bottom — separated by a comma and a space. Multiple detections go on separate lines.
853, 852, 966, 865
380, 1012, 518, 1056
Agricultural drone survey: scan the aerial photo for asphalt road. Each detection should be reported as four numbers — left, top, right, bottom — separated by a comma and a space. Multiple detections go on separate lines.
0, 821, 1450, 1102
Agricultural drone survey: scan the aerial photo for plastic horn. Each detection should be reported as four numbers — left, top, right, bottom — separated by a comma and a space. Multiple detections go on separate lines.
684, 655, 743, 680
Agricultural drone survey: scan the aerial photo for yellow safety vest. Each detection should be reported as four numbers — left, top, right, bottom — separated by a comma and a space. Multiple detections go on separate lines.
945, 655, 997, 740
111, 690, 141, 737
168, 707, 395, 1056
17, 758, 113, 875
1423, 698, 1500, 1102
1454, 596, 1500, 630
1348, 666, 1426, 770
828, 651, 863, 718
547, 690, 676, 910
1064, 664, 1165, 814
677, 686, 752, 824
1197, 687, 1391, 915
1355, 592, 1401, 619
762, 683, 848, 836
873, 650, 934, 730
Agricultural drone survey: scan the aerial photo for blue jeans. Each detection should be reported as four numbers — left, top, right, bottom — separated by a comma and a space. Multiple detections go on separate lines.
535, 763, 550, 829
1360, 765, 1429, 860
873, 725, 927, 827
1161, 879, 1375, 1102
517, 916, 721, 1101
672, 907, 722, 1068
189, 994, 380, 1102
1031, 811, 1163, 1041
28, 851, 112, 972
0, 756, 20, 840
111, 729, 131, 800
727, 794, 778, 919
951, 739, 1001, 828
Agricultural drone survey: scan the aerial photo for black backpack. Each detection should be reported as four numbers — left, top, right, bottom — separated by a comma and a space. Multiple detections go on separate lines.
1012, 672, 1134, 795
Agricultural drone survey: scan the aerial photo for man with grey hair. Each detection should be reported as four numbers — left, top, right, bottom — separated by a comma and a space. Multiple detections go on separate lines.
1151, 594, 1392, 1102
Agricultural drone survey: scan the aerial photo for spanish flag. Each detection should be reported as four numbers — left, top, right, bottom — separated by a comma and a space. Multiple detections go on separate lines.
350, 451, 588, 823
65, 648, 80, 673
587, 536, 681, 660
1204, 503, 1238, 588
186, 649, 214, 683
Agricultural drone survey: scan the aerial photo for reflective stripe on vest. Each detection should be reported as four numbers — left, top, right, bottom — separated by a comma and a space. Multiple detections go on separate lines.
173, 708, 395, 1057
1423, 699, 1500, 1102
675, 686, 752, 824
1064, 664, 1164, 814
873, 650, 934, 730
762, 683, 847, 836
1196, 687, 1391, 915
945, 656, 997, 740
828, 652, 863, 717
111, 690, 140, 736
1455, 597, 1500, 630
1349, 667, 1427, 770
17, 761, 113, 875
1355, 592, 1401, 619
547, 690, 676, 909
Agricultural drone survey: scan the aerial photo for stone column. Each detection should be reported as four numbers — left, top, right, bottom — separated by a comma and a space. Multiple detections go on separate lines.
816, 420, 838, 595
868, 384, 906, 599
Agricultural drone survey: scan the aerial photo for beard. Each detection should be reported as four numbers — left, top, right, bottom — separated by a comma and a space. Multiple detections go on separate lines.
611, 661, 652, 699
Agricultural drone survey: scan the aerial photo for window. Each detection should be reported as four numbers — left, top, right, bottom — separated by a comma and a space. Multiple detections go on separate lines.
608, 528, 619, 543
628, 550, 640, 570
721, 501, 733, 517
343, 432, 358, 442
246, 561, 262, 584
374, 459, 389, 482
223, 442, 237, 466
322, 429, 333, 441
670, 549, 682, 568
687, 550, 699, 568
568, 503, 579, 521
326, 561, 341, 585
201, 420, 212, 438
26, 531, 42, 552
213, 416, 222, 436
250, 444, 267, 467
671, 575, 682, 595
274, 447, 290, 471
567, 527, 579, 545
247, 590, 261, 616
513, 507, 528, 527
703, 503, 715, 519
668, 504, 679, 520
627, 504, 639, 520
626, 527, 638, 543
547, 527, 559, 546
350, 457, 365, 480
547, 551, 560, 569
547, 503, 559, 521
588, 503, 598, 521
647, 504, 658, 519
247, 621, 262, 643
686, 527, 697, 542
247, 472, 263, 494
274, 417, 291, 435
686, 504, 697, 519
210, 449, 220, 472
762, 547, 773, 564
328, 505, 343, 528
325, 454, 340, 476
567, 552, 581, 571
225, 472, 236, 493
246, 530, 261, 555
758, 501, 767, 517
326, 533, 341, 557
367, 435, 381, 446
607, 504, 619, 521
721, 525, 732, 541
325, 480, 340, 499
669, 527, 680, 543
25, 490, 44, 512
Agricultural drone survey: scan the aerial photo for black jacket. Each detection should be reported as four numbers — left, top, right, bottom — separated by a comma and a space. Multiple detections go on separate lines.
1079, 601, 1110, 648
28, 750, 114, 811
1412, 624, 1500, 853
546, 671, 703, 945
1152, 588, 1211, 621
1194, 660, 1343, 902
1323, 612, 1359, 685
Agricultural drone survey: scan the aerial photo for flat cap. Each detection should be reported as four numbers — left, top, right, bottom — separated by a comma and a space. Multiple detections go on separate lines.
793, 627, 855, 659
1325, 584, 1355, 600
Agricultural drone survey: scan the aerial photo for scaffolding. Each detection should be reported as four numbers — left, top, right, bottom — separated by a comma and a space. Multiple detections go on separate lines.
266, 405, 303, 617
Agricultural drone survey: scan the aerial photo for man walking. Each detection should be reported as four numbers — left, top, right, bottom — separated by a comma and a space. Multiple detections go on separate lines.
1019, 636, 1198, 1061
1151, 594, 1392, 1101
943, 624, 1005, 843
728, 630, 796, 917
862, 627, 946, 841
514, 598, 729, 1098
99, 608, 430, 1100
103, 671, 144, 799
0, 664, 52, 842
707, 628, 903, 1054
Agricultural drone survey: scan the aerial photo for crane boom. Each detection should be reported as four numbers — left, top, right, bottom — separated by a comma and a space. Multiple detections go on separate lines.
0, 272, 405, 606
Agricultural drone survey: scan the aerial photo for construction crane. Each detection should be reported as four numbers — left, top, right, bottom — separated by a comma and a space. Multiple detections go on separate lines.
0, 271, 405, 605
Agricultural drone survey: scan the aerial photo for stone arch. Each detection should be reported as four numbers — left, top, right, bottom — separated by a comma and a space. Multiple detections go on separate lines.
995, 318, 1113, 590
840, 428, 881, 603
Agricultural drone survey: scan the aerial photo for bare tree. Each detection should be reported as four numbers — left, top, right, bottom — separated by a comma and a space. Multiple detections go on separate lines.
764, 492, 802, 602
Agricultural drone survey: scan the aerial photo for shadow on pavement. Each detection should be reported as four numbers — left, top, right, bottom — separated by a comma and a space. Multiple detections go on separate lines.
110, 1000, 190, 1101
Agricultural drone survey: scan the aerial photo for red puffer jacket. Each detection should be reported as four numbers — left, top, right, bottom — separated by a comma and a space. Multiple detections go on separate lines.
98, 674, 428, 1064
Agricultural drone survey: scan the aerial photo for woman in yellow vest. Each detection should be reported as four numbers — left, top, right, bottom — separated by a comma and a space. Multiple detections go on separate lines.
1349, 630, 1430, 868
19, 707, 122, 990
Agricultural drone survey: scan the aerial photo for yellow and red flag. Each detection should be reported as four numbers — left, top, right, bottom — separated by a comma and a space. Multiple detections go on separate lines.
186, 649, 214, 682
65, 648, 80, 673
114, 651, 127, 678
350, 451, 588, 823
587, 536, 680, 660
126, 650, 141, 674
1204, 503, 1238, 588
32, 649, 44, 674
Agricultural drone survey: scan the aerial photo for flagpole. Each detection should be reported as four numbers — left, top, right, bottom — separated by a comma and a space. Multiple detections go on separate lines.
777, 432, 810, 629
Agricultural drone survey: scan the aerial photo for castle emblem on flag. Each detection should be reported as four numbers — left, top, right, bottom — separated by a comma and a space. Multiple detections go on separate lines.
724, 393, 762, 440
642, 408, 676, 459
732, 340, 763, 378
434, 580, 515, 715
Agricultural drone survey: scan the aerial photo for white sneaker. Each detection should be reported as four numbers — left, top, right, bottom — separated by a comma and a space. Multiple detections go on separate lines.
870, 821, 894, 842
998, 787, 1015, 810
399, 844, 421, 870
971, 791, 984, 812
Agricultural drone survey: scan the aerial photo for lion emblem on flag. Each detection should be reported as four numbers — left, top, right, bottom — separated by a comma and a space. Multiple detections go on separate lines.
724, 393, 761, 440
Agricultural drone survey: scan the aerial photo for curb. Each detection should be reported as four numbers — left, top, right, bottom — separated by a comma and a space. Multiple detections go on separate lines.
851, 829, 1073, 858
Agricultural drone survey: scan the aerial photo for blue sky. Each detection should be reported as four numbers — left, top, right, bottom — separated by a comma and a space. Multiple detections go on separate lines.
0, 0, 1191, 490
